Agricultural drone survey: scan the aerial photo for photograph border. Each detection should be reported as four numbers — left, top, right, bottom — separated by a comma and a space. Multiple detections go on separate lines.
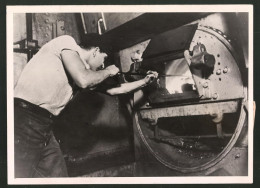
6, 4, 254, 185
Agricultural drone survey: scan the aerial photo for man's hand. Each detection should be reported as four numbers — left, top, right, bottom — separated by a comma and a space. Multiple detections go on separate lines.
105, 65, 119, 77
144, 70, 158, 85
184, 50, 192, 66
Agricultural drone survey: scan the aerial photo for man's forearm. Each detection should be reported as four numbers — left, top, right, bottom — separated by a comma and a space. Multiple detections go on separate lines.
106, 79, 147, 95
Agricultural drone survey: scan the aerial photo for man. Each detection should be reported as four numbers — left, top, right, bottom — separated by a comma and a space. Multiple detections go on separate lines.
14, 34, 158, 177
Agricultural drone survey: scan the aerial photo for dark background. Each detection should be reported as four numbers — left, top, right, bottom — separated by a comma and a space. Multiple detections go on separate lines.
0, 0, 259, 187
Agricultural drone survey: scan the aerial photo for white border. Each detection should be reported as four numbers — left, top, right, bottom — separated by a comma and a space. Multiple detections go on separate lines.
7, 5, 254, 185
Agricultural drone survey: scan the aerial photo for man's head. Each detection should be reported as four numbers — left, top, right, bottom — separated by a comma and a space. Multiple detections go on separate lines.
80, 33, 112, 71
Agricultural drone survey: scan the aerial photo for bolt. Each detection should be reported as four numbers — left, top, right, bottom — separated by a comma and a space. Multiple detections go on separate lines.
213, 93, 218, 99
223, 67, 229, 73
203, 82, 208, 88
216, 69, 222, 75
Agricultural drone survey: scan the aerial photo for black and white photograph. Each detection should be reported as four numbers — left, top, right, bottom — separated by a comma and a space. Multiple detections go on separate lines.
6, 5, 254, 184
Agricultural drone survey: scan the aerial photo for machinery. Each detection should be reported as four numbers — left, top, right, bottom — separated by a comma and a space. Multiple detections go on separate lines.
129, 14, 248, 176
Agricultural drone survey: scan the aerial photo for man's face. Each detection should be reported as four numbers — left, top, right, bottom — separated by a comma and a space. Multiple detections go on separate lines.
131, 50, 143, 63
88, 48, 108, 71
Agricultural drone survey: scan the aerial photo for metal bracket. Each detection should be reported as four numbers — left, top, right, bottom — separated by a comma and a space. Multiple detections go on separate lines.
211, 112, 224, 138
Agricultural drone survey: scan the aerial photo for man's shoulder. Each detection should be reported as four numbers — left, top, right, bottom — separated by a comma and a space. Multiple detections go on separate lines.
44, 35, 80, 53
50, 35, 77, 45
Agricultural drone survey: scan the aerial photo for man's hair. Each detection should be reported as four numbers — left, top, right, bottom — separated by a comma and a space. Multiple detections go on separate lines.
79, 33, 112, 54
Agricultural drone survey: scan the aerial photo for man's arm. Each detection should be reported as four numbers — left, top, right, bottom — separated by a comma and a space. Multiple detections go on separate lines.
106, 72, 158, 95
61, 50, 118, 88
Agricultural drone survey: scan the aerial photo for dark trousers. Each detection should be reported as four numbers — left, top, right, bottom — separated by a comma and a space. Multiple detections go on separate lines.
14, 98, 68, 177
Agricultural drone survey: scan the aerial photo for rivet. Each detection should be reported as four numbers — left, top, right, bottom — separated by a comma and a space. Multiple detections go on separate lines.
223, 67, 229, 73
213, 93, 218, 99
45, 33, 49, 37
60, 26, 65, 30
216, 69, 221, 75
228, 39, 231, 42
223, 34, 227, 38
46, 26, 49, 30
146, 102, 150, 107
45, 19, 49, 24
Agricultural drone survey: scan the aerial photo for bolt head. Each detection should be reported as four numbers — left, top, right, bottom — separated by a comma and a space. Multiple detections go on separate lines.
213, 93, 218, 99
223, 67, 229, 73
216, 69, 222, 75
235, 153, 240, 159
203, 82, 208, 88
